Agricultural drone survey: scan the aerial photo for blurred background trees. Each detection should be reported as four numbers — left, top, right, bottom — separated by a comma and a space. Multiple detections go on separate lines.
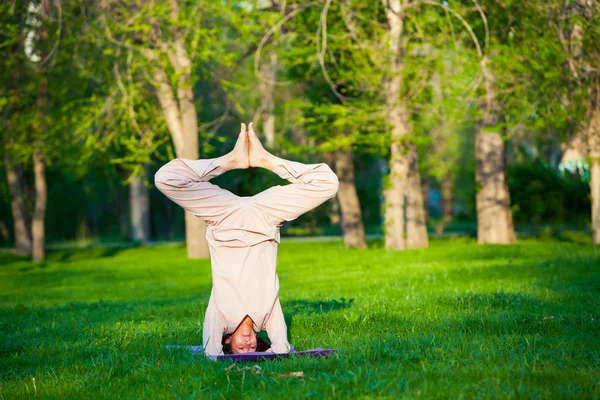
0, 0, 596, 260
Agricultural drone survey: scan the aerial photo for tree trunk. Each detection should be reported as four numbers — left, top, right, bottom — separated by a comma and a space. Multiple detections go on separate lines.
146, 7, 208, 258
421, 175, 430, 219
405, 149, 429, 248
32, 20, 48, 262
384, 107, 409, 250
4, 155, 31, 256
329, 199, 341, 226
130, 166, 150, 243
588, 85, 600, 244
475, 130, 516, 244
476, 56, 516, 244
0, 220, 9, 243
334, 148, 367, 249
322, 153, 341, 226
259, 52, 277, 148
117, 186, 129, 239
382, 0, 429, 250
435, 177, 454, 235
165, 198, 174, 240
32, 149, 46, 262
591, 159, 600, 244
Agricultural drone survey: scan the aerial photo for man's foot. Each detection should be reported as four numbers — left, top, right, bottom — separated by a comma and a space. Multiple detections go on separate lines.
225, 123, 250, 170
248, 122, 279, 169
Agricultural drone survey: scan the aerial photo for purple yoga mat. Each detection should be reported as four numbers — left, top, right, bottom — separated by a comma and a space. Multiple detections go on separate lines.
165, 345, 338, 361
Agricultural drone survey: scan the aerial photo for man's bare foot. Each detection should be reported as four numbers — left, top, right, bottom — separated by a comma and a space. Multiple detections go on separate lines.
248, 122, 280, 169
221, 123, 249, 170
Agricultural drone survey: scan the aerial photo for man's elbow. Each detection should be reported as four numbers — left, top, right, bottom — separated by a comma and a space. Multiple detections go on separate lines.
318, 164, 339, 198
154, 159, 184, 190
324, 171, 340, 199
154, 168, 170, 191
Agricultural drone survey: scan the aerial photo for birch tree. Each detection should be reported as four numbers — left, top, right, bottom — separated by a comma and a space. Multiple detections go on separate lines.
95, 0, 238, 258
552, 0, 600, 243
0, 0, 64, 261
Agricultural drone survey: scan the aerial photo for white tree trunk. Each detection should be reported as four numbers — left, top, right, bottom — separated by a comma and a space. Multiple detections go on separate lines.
259, 52, 277, 148
32, 149, 46, 262
435, 177, 454, 235
588, 91, 600, 244
382, 0, 428, 250
591, 159, 600, 244
130, 166, 150, 243
405, 148, 429, 248
4, 155, 31, 256
146, 15, 208, 258
475, 129, 516, 244
384, 107, 409, 250
335, 148, 367, 249
476, 57, 516, 244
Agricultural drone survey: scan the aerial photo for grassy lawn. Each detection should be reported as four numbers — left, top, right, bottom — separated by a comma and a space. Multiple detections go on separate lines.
1, 235, 599, 399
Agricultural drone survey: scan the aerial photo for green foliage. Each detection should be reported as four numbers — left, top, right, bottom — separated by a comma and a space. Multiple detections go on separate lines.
508, 160, 589, 225
1, 238, 599, 398
0, 0, 597, 249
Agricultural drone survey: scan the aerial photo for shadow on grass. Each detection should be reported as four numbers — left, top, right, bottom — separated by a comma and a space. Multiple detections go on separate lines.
554, 231, 592, 245
436, 292, 537, 310
1, 291, 211, 350
284, 298, 354, 316
49, 245, 136, 263
0, 253, 29, 268
282, 298, 355, 344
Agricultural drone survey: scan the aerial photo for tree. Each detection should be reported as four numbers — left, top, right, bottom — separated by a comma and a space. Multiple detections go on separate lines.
551, 0, 600, 243
415, 52, 479, 234
253, 2, 371, 248
93, 0, 242, 258
381, 0, 429, 250
0, 0, 65, 261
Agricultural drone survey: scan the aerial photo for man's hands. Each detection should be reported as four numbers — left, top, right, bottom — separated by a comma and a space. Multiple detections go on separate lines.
223, 122, 281, 171
221, 123, 250, 171
248, 122, 280, 170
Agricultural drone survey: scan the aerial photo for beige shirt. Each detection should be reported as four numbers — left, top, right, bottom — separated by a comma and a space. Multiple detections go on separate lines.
154, 158, 339, 355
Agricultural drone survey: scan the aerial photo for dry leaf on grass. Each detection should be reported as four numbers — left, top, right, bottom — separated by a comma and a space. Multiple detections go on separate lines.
275, 371, 304, 379
224, 364, 303, 379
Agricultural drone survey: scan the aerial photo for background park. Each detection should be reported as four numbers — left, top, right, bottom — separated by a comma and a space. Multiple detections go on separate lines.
1, 0, 599, 398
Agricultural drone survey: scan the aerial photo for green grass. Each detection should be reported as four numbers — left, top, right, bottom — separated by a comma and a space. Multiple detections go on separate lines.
1, 236, 599, 399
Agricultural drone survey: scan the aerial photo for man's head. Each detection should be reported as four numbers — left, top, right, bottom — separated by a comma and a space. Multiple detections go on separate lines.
223, 323, 257, 354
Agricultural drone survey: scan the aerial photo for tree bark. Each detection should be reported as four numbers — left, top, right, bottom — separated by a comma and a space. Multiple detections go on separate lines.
32, 149, 46, 262
421, 175, 430, 219
384, 108, 409, 250
405, 149, 429, 248
145, 3, 208, 258
591, 159, 600, 244
588, 85, 600, 244
32, 20, 48, 262
382, 0, 428, 250
334, 148, 367, 249
322, 153, 341, 226
117, 185, 129, 239
152, 62, 208, 258
130, 166, 150, 243
435, 176, 454, 235
259, 52, 277, 148
329, 199, 341, 226
476, 57, 516, 244
4, 155, 31, 256
475, 129, 516, 244
383, 0, 408, 251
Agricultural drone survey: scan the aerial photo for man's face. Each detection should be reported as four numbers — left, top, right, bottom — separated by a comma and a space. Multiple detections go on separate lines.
225, 324, 257, 354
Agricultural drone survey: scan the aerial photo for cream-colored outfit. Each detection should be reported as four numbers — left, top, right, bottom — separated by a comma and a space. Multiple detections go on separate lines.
154, 157, 339, 355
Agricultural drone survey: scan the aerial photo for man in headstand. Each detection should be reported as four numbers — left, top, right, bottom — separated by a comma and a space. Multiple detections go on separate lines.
154, 122, 339, 356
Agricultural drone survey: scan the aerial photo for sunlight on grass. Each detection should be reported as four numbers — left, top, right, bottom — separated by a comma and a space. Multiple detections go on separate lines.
1, 238, 599, 398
